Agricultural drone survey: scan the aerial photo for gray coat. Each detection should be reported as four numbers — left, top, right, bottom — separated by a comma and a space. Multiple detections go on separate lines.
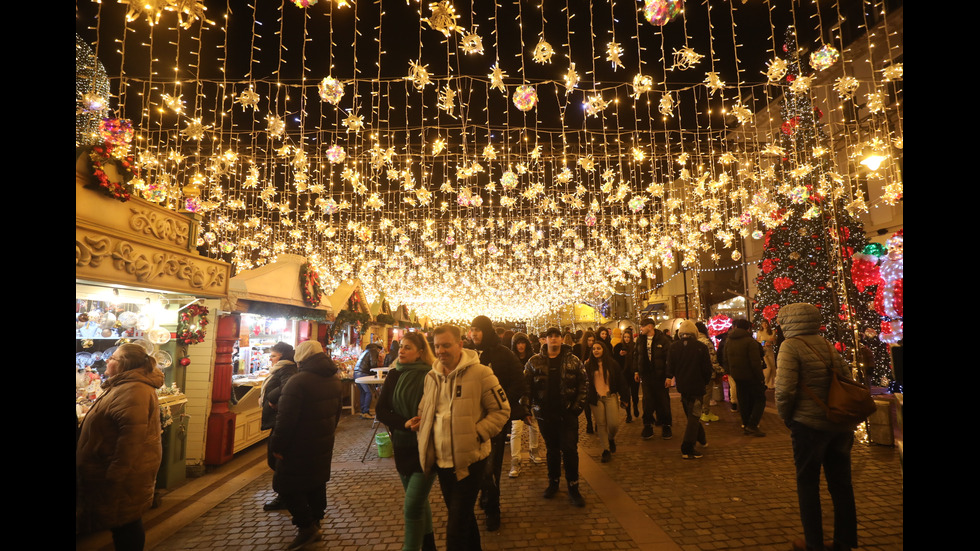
775, 303, 856, 432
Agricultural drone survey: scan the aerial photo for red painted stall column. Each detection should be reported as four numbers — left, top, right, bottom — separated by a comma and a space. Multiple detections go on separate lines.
205, 313, 240, 465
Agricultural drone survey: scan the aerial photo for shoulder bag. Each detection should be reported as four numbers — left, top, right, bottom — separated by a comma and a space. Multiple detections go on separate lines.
795, 337, 877, 425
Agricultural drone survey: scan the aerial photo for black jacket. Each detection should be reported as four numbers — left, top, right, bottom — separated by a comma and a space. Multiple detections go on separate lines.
633, 329, 673, 379
723, 328, 765, 382
473, 320, 529, 420
665, 336, 714, 396
584, 358, 629, 406
260, 361, 298, 430
355, 343, 382, 376
271, 352, 343, 494
522, 344, 588, 420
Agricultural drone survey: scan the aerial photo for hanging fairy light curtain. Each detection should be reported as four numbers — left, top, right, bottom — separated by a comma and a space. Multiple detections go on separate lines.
75, 0, 903, 323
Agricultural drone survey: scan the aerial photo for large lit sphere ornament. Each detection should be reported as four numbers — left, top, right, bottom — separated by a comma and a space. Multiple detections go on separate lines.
500, 170, 519, 189
751, 230, 764, 240
643, 0, 684, 26
810, 44, 840, 71
292, 0, 318, 7
512, 85, 538, 112
318, 77, 345, 105
326, 145, 347, 163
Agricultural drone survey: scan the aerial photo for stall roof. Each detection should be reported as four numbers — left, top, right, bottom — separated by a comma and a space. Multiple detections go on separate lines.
226, 254, 333, 320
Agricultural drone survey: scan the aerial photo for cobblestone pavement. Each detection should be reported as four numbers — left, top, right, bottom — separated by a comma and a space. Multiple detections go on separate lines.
77, 389, 903, 551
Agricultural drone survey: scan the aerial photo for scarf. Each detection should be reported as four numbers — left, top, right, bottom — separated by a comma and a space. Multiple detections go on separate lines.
259, 360, 295, 405
391, 360, 432, 421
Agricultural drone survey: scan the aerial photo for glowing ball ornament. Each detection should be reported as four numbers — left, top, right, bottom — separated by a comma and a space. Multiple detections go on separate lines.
318, 77, 345, 105
810, 44, 840, 71
643, 0, 684, 26
512, 85, 538, 112
500, 170, 519, 190
752, 230, 764, 240
292, 0, 318, 7
326, 145, 347, 163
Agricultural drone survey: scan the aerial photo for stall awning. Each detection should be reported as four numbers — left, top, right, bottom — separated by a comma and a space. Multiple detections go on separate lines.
226, 254, 333, 320
640, 303, 666, 316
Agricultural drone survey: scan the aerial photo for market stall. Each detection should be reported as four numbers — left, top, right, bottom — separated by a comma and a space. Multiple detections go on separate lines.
75, 164, 230, 489
216, 254, 334, 457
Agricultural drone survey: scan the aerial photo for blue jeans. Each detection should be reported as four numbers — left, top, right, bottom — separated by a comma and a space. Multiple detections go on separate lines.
357, 381, 373, 414
789, 421, 857, 550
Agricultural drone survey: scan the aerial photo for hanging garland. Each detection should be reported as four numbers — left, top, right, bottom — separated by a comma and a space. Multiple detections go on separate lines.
177, 304, 210, 345
87, 142, 137, 202
331, 309, 371, 337
300, 262, 324, 307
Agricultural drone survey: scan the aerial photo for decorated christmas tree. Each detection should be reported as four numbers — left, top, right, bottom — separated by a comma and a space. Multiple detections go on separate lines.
752, 28, 891, 386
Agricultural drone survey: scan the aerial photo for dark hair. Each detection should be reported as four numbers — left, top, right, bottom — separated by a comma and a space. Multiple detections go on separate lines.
640, 318, 655, 327
585, 341, 616, 386
271, 342, 295, 362
433, 324, 461, 341
734, 319, 752, 330
695, 321, 710, 337
544, 327, 562, 338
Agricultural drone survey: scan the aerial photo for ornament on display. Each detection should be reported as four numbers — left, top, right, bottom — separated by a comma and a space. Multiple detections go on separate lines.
177, 304, 210, 345
643, 0, 684, 26
292, 0, 317, 7
87, 142, 137, 202
532, 37, 555, 64
99, 118, 135, 149
300, 261, 325, 307
235, 88, 260, 109
512, 85, 538, 112
706, 314, 732, 338
326, 145, 347, 163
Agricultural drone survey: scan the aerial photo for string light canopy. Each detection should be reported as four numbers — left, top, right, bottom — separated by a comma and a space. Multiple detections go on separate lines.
75, 0, 903, 324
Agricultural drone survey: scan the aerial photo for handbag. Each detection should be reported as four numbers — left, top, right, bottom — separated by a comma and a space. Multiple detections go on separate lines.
795, 338, 877, 425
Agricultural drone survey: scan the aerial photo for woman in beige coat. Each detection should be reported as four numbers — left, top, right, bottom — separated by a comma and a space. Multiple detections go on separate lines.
77, 343, 164, 550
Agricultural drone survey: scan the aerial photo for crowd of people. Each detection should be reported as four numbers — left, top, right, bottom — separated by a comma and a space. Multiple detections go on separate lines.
76, 303, 861, 551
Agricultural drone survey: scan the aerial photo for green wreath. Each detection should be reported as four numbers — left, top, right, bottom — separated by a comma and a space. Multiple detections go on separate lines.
300, 262, 324, 307
177, 304, 210, 345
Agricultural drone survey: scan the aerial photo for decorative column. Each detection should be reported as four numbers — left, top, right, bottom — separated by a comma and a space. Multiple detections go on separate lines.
205, 313, 239, 465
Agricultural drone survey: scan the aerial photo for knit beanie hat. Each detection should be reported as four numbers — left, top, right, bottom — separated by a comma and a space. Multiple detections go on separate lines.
294, 340, 324, 363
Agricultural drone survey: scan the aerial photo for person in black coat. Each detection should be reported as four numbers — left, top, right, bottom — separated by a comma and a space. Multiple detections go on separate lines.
613, 329, 639, 422
355, 342, 383, 418
271, 340, 343, 550
633, 318, 674, 440
584, 341, 628, 462
259, 342, 297, 511
469, 315, 529, 531
665, 321, 714, 459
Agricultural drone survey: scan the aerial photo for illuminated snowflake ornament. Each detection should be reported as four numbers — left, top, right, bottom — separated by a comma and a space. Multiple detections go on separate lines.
460, 31, 484, 55
583, 94, 609, 117
632, 74, 654, 98
161, 93, 184, 113
672, 46, 703, 70
882, 63, 903, 82
659, 93, 676, 117
834, 76, 860, 100
532, 37, 555, 64
424, 1, 461, 37
704, 72, 725, 96
342, 112, 364, 133
765, 58, 789, 84
437, 85, 457, 117
489, 65, 507, 93
235, 88, 260, 109
266, 115, 285, 138
564, 64, 581, 94
182, 117, 210, 141
405, 60, 433, 91
606, 42, 625, 70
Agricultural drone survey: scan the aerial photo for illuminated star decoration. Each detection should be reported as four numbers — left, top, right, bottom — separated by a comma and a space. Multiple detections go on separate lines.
631, 74, 653, 98
460, 31, 484, 55
489, 65, 507, 93
342, 111, 364, 132
266, 115, 285, 138
834, 76, 860, 100
235, 88, 260, 109
564, 64, 580, 93
606, 42, 625, 70
437, 85, 457, 117
532, 37, 555, 64
584, 94, 610, 117
731, 101, 753, 125
78, 92, 108, 114
182, 117, 210, 141
704, 72, 725, 95
789, 75, 813, 94
659, 93, 676, 117
765, 58, 788, 84
423, 1, 461, 36
405, 60, 433, 91
882, 63, 903, 82
161, 93, 184, 113
671, 46, 703, 70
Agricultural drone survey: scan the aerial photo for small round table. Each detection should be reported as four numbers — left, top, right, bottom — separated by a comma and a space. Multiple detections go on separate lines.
355, 375, 386, 462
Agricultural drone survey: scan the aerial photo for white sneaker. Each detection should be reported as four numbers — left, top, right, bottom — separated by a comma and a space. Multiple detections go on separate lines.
528, 449, 543, 464
508, 458, 522, 478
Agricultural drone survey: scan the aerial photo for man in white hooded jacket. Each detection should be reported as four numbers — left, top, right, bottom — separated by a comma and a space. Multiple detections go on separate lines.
415, 325, 510, 551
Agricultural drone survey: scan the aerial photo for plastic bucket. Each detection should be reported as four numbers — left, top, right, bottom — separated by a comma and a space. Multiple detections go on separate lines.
375, 432, 393, 458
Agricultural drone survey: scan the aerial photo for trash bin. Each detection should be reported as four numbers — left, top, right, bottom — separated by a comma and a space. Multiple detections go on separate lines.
375, 432, 393, 458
